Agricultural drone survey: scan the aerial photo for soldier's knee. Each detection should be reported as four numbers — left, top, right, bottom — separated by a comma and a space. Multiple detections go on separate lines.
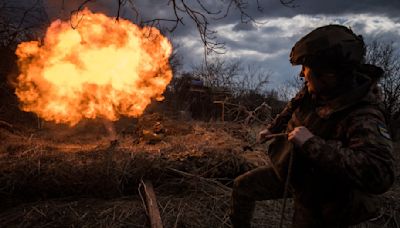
233, 174, 254, 200
233, 174, 247, 191
233, 177, 240, 189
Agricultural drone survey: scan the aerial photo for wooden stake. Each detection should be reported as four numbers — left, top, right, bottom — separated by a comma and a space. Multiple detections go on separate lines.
141, 180, 163, 228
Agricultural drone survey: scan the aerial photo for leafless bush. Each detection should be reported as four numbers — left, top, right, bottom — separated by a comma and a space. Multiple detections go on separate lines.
164, 57, 274, 123
280, 72, 303, 100
365, 40, 400, 139
234, 64, 271, 98
192, 57, 242, 89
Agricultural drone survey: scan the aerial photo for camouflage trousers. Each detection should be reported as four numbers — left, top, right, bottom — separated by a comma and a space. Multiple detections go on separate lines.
230, 165, 285, 228
230, 165, 351, 228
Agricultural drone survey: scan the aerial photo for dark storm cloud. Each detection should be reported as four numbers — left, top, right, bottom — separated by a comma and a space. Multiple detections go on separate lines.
293, 0, 400, 18
205, 0, 400, 40
232, 22, 257, 31
260, 25, 284, 34
223, 0, 400, 20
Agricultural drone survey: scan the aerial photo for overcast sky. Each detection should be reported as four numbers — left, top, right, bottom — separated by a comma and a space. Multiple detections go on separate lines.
8, 0, 400, 90
160, 0, 400, 89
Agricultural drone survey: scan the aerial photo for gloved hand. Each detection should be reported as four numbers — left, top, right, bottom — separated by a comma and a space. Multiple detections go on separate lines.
288, 126, 314, 147
257, 128, 272, 143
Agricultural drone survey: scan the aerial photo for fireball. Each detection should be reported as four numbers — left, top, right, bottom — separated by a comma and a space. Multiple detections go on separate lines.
15, 9, 173, 126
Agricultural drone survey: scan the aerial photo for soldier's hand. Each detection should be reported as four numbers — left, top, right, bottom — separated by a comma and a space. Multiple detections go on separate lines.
288, 126, 314, 147
257, 128, 272, 143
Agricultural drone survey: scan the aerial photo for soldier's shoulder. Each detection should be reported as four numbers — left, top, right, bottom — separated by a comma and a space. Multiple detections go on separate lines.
345, 103, 393, 141
346, 103, 385, 121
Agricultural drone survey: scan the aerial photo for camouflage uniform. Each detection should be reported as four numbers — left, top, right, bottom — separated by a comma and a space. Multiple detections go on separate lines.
230, 67, 395, 227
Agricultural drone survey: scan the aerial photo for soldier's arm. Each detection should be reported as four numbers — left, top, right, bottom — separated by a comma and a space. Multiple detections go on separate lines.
267, 86, 307, 133
300, 110, 395, 194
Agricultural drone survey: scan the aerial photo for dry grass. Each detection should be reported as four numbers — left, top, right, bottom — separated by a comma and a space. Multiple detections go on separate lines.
0, 114, 252, 227
0, 113, 398, 228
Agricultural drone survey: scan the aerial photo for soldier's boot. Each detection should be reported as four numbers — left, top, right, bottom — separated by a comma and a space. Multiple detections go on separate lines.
230, 182, 256, 228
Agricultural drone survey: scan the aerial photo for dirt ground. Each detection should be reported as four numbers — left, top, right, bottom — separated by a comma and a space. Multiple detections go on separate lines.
0, 113, 399, 228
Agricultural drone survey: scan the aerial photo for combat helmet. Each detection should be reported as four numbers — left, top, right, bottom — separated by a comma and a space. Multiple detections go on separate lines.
290, 24, 365, 68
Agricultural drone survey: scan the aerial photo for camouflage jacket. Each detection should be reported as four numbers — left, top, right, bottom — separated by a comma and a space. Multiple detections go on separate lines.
266, 73, 395, 225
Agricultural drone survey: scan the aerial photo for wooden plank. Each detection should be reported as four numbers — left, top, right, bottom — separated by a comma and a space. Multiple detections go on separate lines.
142, 180, 163, 228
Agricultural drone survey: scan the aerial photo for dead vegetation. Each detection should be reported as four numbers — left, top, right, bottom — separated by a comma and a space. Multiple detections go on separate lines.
0, 113, 272, 227
0, 112, 398, 228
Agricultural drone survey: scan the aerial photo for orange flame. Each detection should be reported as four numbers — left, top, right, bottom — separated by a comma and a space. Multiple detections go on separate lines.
15, 9, 173, 126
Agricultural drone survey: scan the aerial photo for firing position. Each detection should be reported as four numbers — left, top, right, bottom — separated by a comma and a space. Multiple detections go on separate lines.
230, 25, 395, 227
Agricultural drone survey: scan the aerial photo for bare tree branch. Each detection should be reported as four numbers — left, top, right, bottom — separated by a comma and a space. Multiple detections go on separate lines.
0, 0, 48, 48
70, 0, 294, 57
366, 40, 400, 138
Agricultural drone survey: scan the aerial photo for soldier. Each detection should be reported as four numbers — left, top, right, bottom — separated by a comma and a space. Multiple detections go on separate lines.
230, 24, 395, 228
